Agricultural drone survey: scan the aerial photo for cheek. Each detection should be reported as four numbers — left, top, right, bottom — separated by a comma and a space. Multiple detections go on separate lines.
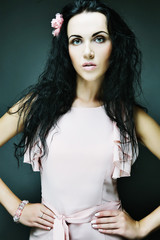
104, 42, 112, 58
68, 47, 79, 66
68, 47, 74, 64
100, 43, 112, 65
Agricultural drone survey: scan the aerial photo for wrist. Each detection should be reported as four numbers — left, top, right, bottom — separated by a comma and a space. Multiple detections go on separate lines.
13, 200, 29, 223
134, 221, 143, 239
137, 206, 160, 239
137, 219, 150, 239
10, 198, 22, 217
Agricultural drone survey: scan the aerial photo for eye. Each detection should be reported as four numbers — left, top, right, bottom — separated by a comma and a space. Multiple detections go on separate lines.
71, 38, 82, 45
94, 36, 105, 43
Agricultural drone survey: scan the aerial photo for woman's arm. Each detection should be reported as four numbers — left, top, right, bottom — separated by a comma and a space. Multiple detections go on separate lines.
0, 101, 24, 147
134, 106, 160, 159
0, 102, 55, 230
0, 178, 55, 230
139, 206, 160, 237
91, 107, 160, 238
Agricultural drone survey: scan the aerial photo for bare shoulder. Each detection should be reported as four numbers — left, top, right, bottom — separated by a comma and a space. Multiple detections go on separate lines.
134, 105, 160, 159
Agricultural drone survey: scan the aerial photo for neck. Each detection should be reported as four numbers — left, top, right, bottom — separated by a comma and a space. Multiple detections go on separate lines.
73, 77, 103, 107
77, 78, 102, 100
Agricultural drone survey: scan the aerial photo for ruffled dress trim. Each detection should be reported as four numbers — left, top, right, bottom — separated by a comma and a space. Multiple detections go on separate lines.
112, 122, 139, 179
23, 140, 43, 172
23, 122, 139, 177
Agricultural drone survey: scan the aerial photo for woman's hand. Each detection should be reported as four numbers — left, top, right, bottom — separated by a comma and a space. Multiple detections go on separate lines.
19, 203, 55, 230
91, 210, 142, 239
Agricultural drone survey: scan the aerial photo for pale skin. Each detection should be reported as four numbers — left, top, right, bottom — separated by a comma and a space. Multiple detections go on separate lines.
0, 11, 160, 238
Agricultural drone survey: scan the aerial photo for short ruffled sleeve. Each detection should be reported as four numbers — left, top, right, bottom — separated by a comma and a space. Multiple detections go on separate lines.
23, 140, 43, 172
112, 122, 139, 179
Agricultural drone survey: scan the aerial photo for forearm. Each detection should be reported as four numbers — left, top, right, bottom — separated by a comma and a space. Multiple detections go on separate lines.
139, 206, 160, 238
0, 178, 55, 230
0, 178, 21, 216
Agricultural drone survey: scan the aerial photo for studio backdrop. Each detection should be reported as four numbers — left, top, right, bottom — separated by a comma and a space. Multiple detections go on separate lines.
0, 0, 160, 239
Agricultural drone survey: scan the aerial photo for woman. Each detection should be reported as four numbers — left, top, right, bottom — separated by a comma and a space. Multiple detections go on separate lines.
0, 0, 160, 239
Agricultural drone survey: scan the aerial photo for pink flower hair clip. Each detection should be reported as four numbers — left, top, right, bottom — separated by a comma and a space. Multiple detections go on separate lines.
51, 13, 64, 37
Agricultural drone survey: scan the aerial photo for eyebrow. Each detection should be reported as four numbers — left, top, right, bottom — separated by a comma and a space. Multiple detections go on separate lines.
68, 31, 109, 40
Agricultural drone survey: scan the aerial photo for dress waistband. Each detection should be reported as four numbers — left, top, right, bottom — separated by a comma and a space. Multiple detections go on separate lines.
42, 199, 122, 240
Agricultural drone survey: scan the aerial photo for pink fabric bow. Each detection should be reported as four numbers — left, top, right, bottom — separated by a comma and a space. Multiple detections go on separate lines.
51, 13, 64, 36
42, 199, 121, 240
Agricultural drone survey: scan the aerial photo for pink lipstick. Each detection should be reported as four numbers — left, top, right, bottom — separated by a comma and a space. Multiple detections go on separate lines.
82, 62, 97, 71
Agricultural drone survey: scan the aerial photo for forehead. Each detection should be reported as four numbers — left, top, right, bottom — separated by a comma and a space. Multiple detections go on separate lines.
67, 12, 108, 36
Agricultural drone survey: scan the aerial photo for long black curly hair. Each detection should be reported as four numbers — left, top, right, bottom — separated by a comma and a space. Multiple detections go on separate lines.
12, 0, 143, 162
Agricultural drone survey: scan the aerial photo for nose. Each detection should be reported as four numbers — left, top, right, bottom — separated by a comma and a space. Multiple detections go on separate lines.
83, 43, 95, 59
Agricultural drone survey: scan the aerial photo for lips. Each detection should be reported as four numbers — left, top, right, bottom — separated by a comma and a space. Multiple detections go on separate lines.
82, 62, 96, 67
82, 62, 97, 71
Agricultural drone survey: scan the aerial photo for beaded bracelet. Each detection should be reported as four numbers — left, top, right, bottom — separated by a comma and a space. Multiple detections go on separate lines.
13, 200, 29, 223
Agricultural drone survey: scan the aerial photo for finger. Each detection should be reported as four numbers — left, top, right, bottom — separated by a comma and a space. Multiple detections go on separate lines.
33, 222, 52, 231
92, 222, 119, 230
95, 210, 120, 218
41, 205, 56, 219
37, 218, 54, 228
91, 216, 117, 225
38, 213, 55, 224
98, 228, 121, 235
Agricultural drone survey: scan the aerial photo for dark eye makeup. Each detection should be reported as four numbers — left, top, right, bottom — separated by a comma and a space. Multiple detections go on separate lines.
69, 34, 108, 46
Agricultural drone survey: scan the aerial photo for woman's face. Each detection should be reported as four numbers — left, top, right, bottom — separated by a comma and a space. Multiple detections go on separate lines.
67, 11, 112, 84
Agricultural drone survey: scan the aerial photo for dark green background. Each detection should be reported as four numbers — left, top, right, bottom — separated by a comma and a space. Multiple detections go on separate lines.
0, 0, 160, 239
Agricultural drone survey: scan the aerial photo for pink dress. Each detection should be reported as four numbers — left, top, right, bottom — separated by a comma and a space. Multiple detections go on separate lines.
24, 105, 138, 240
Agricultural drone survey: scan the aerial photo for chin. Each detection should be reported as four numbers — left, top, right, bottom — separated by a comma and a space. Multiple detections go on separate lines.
78, 74, 104, 83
